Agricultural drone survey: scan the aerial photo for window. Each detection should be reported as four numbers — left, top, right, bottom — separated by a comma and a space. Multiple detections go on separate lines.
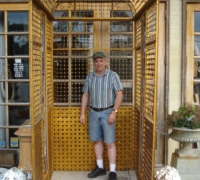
0, 11, 29, 149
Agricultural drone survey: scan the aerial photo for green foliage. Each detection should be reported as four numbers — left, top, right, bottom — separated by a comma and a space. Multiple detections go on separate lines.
165, 104, 200, 129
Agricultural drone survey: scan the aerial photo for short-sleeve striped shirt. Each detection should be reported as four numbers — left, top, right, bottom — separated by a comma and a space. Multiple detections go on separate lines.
82, 68, 123, 108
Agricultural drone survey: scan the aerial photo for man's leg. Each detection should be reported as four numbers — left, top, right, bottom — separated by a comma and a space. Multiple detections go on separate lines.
107, 142, 117, 180
107, 142, 116, 171
88, 140, 106, 178
94, 140, 104, 168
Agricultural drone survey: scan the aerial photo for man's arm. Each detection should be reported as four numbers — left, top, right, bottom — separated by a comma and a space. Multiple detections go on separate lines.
79, 92, 89, 124
108, 90, 123, 124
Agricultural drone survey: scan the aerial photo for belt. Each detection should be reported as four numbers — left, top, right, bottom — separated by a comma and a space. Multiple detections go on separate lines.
90, 105, 114, 112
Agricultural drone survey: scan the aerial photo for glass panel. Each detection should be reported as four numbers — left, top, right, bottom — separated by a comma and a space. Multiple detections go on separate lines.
0, 129, 6, 148
53, 50, 68, 56
71, 50, 92, 56
71, 35, 93, 48
0, 59, 5, 79
110, 50, 132, 56
8, 82, 29, 102
110, 58, 132, 79
53, 21, 68, 32
53, 11, 68, 18
0, 12, 4, 32
0, 35, 5, 56
71, 82, 84, 103
110, 11, 132, 32
0, 59, 5, 102
0, 81, 5, 103
9, 106, 29, 125
194, 12, 200, 32
122, 82, 133, 103
8, 35, 29, 56
54, 82, 68, 103
53, 11, 68, 32
71, 21, 93, 32
7, 11, 28, 32
71, 11, 93, 32
194, 82, 200, 104
53, 35, 68, 48
194, 35, 200, 56
8, 58, 29, 79
194, 58, 200, 79
71, 11, 93, 17
9, 128, 19, 148
71, 58, 87, 79
0, 106, 6, 125
110, 35, 132, 48
53, 58, 68, 79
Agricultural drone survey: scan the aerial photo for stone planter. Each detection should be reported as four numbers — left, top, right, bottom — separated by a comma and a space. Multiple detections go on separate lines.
169, 127, 200, 158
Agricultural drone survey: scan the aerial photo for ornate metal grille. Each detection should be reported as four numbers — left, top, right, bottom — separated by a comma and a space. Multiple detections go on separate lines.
52, 107, 138, 170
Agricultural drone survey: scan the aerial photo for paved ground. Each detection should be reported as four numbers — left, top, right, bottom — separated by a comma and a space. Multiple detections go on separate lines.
51, 171, 137, 180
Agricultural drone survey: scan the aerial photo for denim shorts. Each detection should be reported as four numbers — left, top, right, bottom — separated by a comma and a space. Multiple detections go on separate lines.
88, 108, 116, 144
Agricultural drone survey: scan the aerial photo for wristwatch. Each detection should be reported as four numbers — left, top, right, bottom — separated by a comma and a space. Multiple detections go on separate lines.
113, 108, 118, 113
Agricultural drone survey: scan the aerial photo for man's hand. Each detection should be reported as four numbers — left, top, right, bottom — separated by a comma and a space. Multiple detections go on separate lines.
79, 114, 85, 125
108, 111, 116, 124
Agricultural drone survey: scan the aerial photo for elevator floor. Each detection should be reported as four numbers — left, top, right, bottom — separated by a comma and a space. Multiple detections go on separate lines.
51, 170, 137, 180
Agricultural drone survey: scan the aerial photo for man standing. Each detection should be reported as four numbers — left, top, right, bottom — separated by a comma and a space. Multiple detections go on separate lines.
79, 52, 123, 180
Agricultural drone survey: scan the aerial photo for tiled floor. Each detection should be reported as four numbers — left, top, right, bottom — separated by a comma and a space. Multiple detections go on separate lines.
51, 171, 137, 180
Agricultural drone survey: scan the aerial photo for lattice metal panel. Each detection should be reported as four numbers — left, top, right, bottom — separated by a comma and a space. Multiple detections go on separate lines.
144, 44, 156, 122
71, 82, 84, 103
53, 58, 69, 79
146, 3, 156, 44
52, 107, 138, 170
135, 19, 142, 48
32, 4, 43, 125
110, 58, 132, 79
141, 118, 153, 180
34, 120, 44, 180
54, 35, 68, 48
71, 58, 88, 79
135, 49, 142, 109
54, 82, 69, 103
46, 18, 53, 110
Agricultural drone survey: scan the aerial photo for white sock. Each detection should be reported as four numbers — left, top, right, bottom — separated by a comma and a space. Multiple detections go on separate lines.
97, 159, 103, 169
110, 164, 116, 172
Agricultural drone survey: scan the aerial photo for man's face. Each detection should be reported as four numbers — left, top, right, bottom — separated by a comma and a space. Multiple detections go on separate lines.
93, 57, 106, 72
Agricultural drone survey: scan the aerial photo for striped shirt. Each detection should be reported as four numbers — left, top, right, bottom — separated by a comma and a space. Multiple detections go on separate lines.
83, 68, 123, 108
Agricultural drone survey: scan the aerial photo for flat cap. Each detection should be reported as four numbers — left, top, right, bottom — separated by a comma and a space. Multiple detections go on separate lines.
92, 51, 106, 60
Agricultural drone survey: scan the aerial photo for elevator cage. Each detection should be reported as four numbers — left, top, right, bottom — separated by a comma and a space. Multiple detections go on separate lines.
0, 0, 159, 180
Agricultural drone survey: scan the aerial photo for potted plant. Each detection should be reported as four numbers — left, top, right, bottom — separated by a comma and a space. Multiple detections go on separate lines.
165, 104, 200, 157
